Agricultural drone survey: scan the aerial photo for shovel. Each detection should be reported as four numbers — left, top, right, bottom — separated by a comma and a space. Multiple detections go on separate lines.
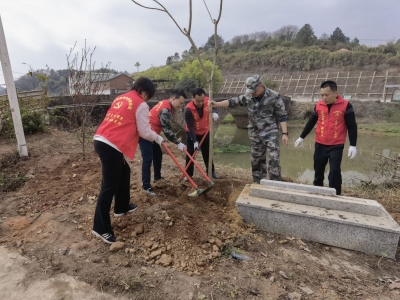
161, 142, 213, 197
178, 129, 209, 182
183, 147, 214, 194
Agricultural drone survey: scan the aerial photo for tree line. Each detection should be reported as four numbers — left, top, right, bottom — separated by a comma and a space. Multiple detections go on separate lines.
164, 24, 400, 71
10, 68, 129, 95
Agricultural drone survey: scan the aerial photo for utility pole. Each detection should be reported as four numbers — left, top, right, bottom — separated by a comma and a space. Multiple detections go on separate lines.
0, 15, 28, 156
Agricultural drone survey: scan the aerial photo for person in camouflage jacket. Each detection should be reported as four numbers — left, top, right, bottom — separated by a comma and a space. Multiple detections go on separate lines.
139, 90, 187, 197
211, 75, 288, 182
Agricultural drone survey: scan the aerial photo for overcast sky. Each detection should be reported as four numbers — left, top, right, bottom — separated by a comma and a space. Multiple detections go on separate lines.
1, 0, 399, 85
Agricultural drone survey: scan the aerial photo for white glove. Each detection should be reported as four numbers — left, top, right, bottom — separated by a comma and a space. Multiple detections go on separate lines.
294, 137, 304, 148
154, 135, 164, 145
212, 112, 219, 122
177, 142, 186, 152
194, 142, 201, 151
348, 146, 357, 159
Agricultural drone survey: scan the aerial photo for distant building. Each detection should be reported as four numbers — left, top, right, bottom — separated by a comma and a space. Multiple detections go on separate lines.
68, 73, 133, 96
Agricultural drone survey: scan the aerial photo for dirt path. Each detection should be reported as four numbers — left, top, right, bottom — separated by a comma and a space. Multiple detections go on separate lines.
0, 246, 129, 300
1, 129, 400, 299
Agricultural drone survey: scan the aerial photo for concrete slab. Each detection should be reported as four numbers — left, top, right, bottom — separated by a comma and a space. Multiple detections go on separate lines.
250, 184, 383, 217
260, 179, 337, 196
237, 185, 400, 258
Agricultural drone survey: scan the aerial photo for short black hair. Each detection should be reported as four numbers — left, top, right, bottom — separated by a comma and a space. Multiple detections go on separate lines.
131, 77, 156, 99
192, 88, 206, 98
171, 89, 187, 99
320, 80, 337, 92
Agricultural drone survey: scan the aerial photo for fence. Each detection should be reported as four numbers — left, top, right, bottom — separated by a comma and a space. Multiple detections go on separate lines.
221, 71, 400, 101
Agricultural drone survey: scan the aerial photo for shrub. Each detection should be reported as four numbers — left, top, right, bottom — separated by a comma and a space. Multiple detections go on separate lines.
0, 97, 48, 138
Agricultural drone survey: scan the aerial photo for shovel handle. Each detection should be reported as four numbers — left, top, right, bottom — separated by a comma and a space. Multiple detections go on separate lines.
179, 129, 210, 180
183, 148, 211, 183
161, 142, 198, 189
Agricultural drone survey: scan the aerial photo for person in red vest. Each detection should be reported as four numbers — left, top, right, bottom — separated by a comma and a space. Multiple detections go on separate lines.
294, 80, 357, 195
139, 90, 187, 197
92, 77, 164, 244
184, 88, 220, 180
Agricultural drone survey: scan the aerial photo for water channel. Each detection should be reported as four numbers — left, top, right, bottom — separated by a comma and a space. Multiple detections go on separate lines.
214, 124, 400, 187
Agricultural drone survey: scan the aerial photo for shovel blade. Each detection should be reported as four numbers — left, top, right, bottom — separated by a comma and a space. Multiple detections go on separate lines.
197, 182, 214, 195
188, 189, 201, 197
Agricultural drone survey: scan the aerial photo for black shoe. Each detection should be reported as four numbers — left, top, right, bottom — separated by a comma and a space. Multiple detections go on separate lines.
92, 230, 116, 244
212, 173, 221, 179
114, 203, 138, 217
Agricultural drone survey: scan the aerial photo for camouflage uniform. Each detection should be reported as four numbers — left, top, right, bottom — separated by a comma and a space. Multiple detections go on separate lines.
159, 107, 180, 144
228, 75, 287, 182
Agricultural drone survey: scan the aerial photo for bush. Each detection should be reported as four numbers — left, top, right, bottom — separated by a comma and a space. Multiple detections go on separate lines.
0, 98, 48, 138
262, 79, 277, 90
386, 54, 400, 66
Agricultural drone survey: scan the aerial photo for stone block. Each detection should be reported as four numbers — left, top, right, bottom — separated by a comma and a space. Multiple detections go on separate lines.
260, 179, 336, 196
237, 185, 400, 259
250, 184, 383, 217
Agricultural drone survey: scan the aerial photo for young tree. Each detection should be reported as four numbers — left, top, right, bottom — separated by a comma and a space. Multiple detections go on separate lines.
135, 61, 141, 72
173, 52, 180, 62
166, 56, 173, 65
330, 27, 350, 44
204, 34, 224, 51
273, 25, 298, 41
66, 40, 111, 159
319, 33, 329, 40
134, 65, 179, 88
295, 24, 316, 47
179, 59, 223, 93
174, 77, 197, 94
181, 50, 190, 59
131, 0, 223, 178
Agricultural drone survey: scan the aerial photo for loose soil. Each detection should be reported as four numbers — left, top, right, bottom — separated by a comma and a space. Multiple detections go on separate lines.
1, 129, 400, 299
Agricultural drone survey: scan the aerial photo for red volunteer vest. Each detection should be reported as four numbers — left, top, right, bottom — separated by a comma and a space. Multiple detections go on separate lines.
149, 100, 172, 134
185, 97, 210, 135
315, 96, 348, 145
95, 90, 143, 159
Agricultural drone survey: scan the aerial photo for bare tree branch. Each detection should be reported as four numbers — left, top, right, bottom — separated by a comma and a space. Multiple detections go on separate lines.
215, 0, 223, 24
207, 0, 223, 178
210, 0, 223, 81
187, 0, 192, 35
202, 0, 213, 22
153, 0, 186, 36
131, 1, 187, 36
130, 0, 164, 12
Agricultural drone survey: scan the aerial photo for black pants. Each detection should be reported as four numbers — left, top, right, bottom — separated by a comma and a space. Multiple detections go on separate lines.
313, 143, 344, 195
185, 132, 215, 177
93, 141, 131, 234
139, 138, 163, 190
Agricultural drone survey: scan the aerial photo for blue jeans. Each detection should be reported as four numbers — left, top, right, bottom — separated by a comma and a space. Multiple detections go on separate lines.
139, 138, 163, 190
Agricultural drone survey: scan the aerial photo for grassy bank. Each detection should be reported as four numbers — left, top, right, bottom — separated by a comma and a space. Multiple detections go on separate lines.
288, 120, 400, 137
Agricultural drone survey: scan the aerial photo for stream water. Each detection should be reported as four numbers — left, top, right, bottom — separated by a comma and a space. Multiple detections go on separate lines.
214, 124, 400, 187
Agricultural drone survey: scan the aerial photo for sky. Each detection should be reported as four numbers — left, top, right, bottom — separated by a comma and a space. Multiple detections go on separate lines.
1, 0, 399, 86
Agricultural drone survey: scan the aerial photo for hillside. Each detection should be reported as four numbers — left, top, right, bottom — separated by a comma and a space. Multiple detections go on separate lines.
149, 25, 400, 89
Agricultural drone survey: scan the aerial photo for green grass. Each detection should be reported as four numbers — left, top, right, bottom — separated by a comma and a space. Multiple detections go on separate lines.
288, 120, 400, 137
221, 113, 235, 124
358, 123, 400, 137
214, 144, 250, 153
